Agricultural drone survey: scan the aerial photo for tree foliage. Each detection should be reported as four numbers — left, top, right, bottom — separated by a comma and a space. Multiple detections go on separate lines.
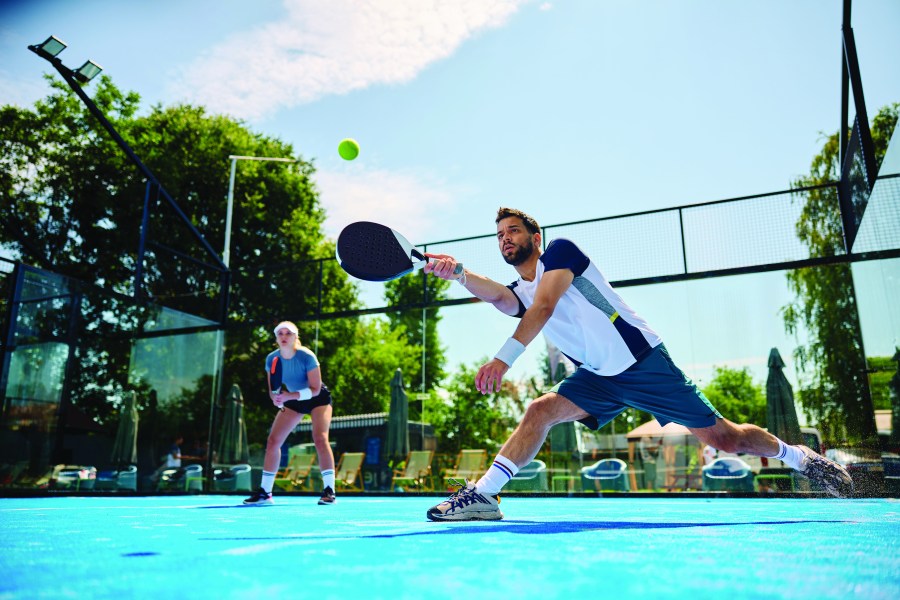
701, 366, 766, 427
325, 317, 421, 416
0, 76, 378, 447
782, 103, 898, 444
383, 272, 451, 392
429, 360, 524, 455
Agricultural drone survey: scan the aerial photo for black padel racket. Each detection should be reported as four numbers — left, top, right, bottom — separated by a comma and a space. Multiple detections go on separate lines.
336, 221, 463, 282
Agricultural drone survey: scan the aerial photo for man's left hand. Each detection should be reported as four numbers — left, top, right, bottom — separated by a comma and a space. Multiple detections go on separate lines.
475, 358, 510, 394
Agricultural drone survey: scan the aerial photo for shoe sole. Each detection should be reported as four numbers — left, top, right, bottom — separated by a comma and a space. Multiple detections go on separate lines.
426, 510, 503, 522
317, 499, 336, 505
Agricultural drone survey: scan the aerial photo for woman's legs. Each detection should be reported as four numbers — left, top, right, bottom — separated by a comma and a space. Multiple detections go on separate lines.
263, 409, 304, 473
310, 403, 335, 472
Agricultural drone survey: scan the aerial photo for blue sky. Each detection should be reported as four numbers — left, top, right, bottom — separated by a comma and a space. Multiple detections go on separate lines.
2, 1, 898, 401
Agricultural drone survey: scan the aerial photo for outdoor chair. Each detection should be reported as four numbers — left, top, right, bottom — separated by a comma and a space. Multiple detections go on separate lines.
274, 453, 316, 492
95, 465, 137, 491
581, 458, 630, 492
52, 465, 97, 491
214, 464, 253, 492
335, 452, 365, 492
505, 459, 548, 492
702, 457, 754, 492
158, 464, 203, 492
115, 465, 137, 491
392, 450, 434, 492
443, 449, 487, 488
183, 464, 204, 492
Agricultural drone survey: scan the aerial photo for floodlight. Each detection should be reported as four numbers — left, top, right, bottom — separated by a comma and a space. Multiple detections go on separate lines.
33, 35, 67, 58
74, 60, 103, 83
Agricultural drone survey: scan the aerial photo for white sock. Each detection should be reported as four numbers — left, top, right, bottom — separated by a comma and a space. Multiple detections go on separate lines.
321, 469, 335, 491
261, 470, 276, 494
475, 455, 518, 496
772, 439, 805, 470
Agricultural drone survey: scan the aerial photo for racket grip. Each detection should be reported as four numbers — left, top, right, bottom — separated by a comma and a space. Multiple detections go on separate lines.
453, 263, 463, 275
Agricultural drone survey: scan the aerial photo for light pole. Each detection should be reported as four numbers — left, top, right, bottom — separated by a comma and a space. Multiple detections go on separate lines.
223, 155, 295, 267
214, 156, 296, 475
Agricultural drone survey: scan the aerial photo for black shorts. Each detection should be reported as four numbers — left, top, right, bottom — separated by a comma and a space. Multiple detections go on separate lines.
282, 386, 333, 415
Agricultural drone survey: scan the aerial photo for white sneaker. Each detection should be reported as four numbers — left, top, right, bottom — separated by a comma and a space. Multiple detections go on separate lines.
426, 481, 503, 521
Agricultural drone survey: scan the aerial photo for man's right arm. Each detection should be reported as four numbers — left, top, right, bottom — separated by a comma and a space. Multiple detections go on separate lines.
423, 253, 520, 316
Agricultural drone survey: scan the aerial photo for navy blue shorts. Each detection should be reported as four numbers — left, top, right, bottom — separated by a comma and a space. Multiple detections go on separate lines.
282, 386, 332, 415
553, 344, 721, 430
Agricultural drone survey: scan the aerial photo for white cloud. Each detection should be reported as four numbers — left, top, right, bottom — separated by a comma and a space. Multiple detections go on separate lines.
315, 166, 455, 243
168, 0, 529, 120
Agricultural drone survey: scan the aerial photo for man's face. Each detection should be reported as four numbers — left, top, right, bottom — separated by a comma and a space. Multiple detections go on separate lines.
496, 217, 537, 266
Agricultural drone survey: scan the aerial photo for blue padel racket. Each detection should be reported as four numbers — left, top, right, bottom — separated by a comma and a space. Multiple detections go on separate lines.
336, 221, 463, 282
269, 356, 285, 412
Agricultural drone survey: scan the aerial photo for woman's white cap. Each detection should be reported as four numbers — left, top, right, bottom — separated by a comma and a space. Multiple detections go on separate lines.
273, 321, 298, 335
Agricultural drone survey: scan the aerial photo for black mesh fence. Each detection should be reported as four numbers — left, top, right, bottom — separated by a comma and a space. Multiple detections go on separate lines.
234, 180, 899, 317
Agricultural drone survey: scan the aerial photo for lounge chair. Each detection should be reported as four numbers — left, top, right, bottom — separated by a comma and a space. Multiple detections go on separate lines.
274, 454, 316, 491
443, 449, 487, 487
392, 450, 434, 491
335, 452, 365, 492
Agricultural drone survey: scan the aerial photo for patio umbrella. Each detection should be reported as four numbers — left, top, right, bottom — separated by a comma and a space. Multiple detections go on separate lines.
385, 368, 410, 464
890, 348, 900, 446
217, 384, 250, 465
766, 347, 802, 445
110, 391, 139, 466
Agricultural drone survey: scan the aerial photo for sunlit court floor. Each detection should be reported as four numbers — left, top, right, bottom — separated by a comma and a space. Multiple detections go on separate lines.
0, 495, 898, 599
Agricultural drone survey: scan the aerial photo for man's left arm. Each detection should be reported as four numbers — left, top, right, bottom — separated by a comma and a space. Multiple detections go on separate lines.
474, 268, 574, 394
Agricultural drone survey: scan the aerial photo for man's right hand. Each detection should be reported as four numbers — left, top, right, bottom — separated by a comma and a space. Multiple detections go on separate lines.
424, 253, 462, 281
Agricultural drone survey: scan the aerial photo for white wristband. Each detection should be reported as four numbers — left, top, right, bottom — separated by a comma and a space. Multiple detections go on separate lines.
298, 388, 312, 400
457, 268, 467, 286
494, 337, 526, 367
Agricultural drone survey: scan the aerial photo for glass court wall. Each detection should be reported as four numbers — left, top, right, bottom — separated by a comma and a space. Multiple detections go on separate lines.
1, 170, 898, 494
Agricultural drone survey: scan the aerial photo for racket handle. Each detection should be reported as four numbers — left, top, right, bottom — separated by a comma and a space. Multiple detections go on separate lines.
419, 251, 463, 276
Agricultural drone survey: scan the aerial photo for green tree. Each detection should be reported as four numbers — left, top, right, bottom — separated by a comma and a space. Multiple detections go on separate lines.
429, 360, 523, 456
383, 272, 451, 392
782, 103, 898, 444
0, 76, 367, 442
868, 355, 897, 411
326, 317, 421, 416
701, 366, 766, 426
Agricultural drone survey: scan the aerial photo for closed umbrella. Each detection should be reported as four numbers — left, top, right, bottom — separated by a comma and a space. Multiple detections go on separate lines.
766, 348, 802, 445
110, 391, 139, 466
217, 384, 250, 465
890, 348, 900, 447
385, 368, 410, 464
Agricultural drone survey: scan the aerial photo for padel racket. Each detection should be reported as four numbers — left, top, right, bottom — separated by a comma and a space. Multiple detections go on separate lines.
269, 356, 285, 412
336, 221, 463, 282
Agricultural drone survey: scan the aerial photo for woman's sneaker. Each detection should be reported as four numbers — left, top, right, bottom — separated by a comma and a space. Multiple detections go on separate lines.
243, 487, 274, 505
797, 445, 854, 498
426, 481, 502, 521
318, 486, 336, 505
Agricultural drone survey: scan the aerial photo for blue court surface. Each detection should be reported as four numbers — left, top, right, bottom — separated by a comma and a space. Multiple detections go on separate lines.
1, 495, 898, 599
